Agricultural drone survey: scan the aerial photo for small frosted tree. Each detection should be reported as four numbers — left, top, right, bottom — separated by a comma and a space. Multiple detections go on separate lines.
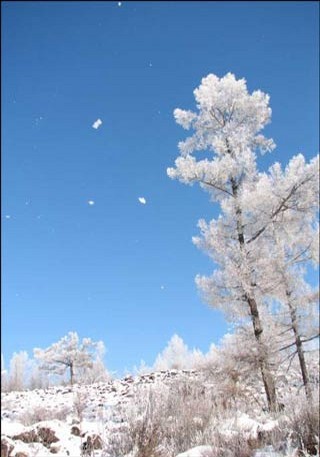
154, 334, 190, 370
8, 351, 29, 391
34, 332, 103, 386
1, 354, 8, 392
153, 334, 204, 371
134, 359, 151, 375
167, 72, 319, 411
28, 360, 49, 390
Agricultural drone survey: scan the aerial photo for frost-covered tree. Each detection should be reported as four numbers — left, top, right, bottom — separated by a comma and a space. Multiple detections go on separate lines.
204, 330, 267, 410
154, 334, 190, 371
1, 354, 8, 392
28, 360, 49, 390
8, 351, 29, 391
134, 359, 150, 375
237, 158, 319, 400
276, 278, 319, 401
34, 332, 104, 386
257, 202, 319, 400
76, 341, 111, 384
153, 334, 204, 371
167, 72, 319, 411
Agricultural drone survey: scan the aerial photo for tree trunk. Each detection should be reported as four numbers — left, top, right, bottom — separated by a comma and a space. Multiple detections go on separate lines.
231, 177, 278, 412
70, 362, 74, 386
286, 291, 313, 401
247, 295, 278, 411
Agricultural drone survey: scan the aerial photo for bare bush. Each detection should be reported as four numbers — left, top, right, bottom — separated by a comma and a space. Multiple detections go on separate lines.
73, 391, 87, 423
104, 375, 217, 457
104, 373, 318, 457
18, 405, 72, 426
205, 432, 256, 457
273, 394, 320, 456
104, 387, 169, 457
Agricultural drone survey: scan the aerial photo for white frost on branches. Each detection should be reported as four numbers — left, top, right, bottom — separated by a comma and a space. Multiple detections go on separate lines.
34, 332, 105, 385
168, 73, 275, 200
167, 72, 319, 408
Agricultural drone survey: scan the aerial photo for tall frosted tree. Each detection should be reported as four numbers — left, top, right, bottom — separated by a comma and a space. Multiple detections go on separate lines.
253, 166, 319, 400
167, 73, 319, 411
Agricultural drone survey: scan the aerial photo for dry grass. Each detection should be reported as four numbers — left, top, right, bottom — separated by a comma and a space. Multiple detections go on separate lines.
18, 405, 72, 426
272, 394, 320, 456
104, 376, 259, 457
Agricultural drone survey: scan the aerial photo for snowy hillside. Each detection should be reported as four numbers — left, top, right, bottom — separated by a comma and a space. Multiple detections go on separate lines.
2, 368, 319, 457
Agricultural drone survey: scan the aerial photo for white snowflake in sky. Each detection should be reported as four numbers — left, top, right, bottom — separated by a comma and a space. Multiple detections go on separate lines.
138, 197, 146, 205
5, 215, 11, 219
88, 200, 95, 206
92, 119, 102, 129
118, 2, 122, 6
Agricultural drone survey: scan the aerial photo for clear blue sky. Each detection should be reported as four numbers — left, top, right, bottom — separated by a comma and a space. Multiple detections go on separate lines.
2, 1, 319, 376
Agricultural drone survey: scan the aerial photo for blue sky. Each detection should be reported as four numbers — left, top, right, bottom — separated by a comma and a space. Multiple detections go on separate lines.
2, 1, 319, 376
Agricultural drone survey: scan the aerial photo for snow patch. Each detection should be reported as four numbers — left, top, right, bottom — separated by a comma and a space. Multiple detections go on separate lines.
175, 445, 213, 457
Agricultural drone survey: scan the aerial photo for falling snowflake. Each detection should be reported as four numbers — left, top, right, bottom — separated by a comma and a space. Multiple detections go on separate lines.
92, 119, 102, 129
160, 285, 165, 290
5, 215, 11, 219
118, 2, 122, 6
34, 115, 44, 125
138, 197, 146, 205
88, 200, 95, 206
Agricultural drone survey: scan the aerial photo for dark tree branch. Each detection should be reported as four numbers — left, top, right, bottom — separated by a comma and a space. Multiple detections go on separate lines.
247, 175, 315, 244
200, 179, 234, 197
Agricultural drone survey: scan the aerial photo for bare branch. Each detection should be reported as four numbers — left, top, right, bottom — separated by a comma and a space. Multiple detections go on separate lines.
247, 175, 315, 244
301, 333, 320, 344
209, 109, 224, 127
200, 180, 234, 197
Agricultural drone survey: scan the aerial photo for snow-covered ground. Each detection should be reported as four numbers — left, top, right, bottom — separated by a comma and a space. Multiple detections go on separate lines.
1, 369, 318, 457
2, 371, 200, 457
